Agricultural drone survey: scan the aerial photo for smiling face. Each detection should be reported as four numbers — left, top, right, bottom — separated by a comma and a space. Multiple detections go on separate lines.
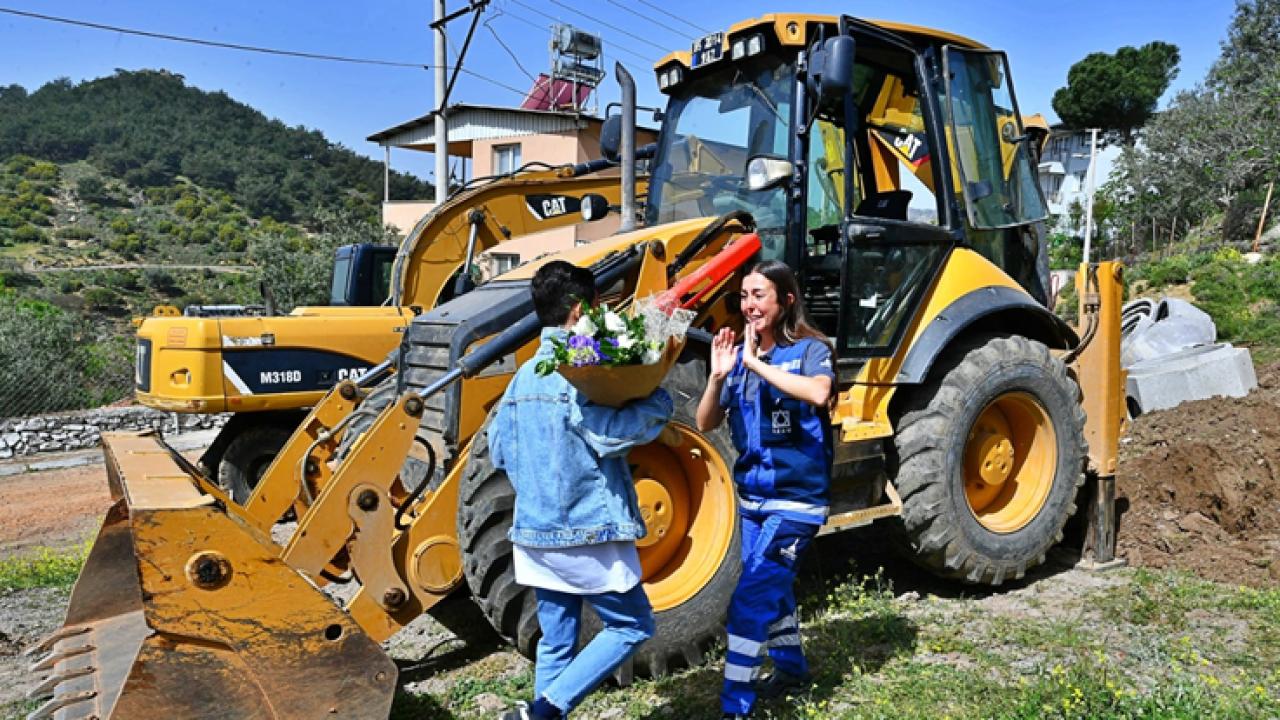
741, 271, 793, 343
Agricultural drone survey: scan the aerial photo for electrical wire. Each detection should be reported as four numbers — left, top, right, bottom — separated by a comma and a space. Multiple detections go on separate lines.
484, 17, 536, 83
542, 0, 669, 53
602, 0, 696, 43
504, 0, 658, 65
0, 5, 532, 98
494, 7, 639, 72
0, 6, 429, 68
631, 0, 713, 35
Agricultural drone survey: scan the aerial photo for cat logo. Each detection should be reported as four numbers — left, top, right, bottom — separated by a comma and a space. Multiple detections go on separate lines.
525, 194, 582, 221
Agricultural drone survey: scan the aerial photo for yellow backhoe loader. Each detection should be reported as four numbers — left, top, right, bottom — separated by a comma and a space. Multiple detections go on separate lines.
27, 14, 1125, 719
135, 162, 645, 502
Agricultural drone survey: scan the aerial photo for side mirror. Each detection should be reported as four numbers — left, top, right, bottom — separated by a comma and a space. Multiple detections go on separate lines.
600, 115, 622, 163
819, 36, 856, 99
746, 155, 793, 191
581, 194, 611, 222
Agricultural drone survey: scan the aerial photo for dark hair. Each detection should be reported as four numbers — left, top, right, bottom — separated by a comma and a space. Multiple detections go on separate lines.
532, 260, 595, 327
744, 259, 831, 350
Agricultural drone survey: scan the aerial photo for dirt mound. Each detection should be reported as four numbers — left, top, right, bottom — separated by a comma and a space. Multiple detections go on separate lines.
1116, 362, 1280, 587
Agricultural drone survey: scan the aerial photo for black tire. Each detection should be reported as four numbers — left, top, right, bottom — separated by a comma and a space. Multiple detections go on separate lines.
889, 334, 1086, 585
217, 424, 294, 505
457, 354, 742, 677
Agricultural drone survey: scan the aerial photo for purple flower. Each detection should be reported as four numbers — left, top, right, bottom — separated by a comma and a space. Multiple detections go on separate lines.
566, 335, 601, 366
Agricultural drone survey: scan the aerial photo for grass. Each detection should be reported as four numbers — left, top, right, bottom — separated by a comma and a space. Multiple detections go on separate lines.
388, 565, 1280, 719
0, 543, 89, 592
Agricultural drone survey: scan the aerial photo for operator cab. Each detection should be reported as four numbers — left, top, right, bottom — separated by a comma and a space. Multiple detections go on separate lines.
648, 16, 1048, 368
330, 244, 397, 306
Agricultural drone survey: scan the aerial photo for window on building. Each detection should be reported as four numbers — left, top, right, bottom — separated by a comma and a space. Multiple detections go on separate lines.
490, 252, 521, 276
493, 144, 522, 174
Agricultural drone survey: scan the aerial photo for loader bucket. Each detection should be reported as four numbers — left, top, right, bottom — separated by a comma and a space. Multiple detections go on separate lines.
25, 432, 397, 720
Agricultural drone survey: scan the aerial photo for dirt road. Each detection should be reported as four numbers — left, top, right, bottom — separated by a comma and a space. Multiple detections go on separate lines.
0, 465, 108, 556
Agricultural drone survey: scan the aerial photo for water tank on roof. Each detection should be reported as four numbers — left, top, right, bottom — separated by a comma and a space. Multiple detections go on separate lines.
553, 25, 602, 60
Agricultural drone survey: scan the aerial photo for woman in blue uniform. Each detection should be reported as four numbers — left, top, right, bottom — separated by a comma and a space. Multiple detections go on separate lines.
696, 259, 835, 720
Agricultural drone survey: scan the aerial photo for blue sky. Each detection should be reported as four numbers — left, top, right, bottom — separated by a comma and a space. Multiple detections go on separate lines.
0, 1, 1237, 186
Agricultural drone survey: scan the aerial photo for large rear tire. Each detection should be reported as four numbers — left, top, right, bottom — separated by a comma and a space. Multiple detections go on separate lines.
218, 425, 293, 505
457, 355, 741, 676
890, 334, 1086, 585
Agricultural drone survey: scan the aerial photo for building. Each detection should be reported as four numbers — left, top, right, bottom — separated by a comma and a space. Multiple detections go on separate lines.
368, 103, 655, 277
1037, 126, 1120, 235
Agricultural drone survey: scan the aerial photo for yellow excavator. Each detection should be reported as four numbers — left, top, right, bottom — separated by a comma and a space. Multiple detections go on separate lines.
28, 14, 1125, 719
134, 161, 644, 502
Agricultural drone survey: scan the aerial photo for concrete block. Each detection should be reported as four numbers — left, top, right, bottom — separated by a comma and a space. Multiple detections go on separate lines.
1125, 344, 1258, 416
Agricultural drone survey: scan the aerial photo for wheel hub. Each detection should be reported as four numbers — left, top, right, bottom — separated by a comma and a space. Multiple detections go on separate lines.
634, 478, 675, 548
963, 392, 1058, 534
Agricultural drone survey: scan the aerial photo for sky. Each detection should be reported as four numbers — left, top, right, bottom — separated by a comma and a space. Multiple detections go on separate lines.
0, 1, 1239, 188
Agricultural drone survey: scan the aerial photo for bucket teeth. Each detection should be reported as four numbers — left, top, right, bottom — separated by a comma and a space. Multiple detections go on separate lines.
23, 626, 90, 659
27, 665, 97, 700
28, 643, 95, 673
25, 690, 97, 720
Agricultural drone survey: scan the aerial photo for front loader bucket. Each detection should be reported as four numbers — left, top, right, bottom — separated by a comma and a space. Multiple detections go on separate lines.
25, 432, 397, 720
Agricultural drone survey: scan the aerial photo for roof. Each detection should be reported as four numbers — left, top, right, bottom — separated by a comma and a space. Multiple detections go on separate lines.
368, 103, 602, 149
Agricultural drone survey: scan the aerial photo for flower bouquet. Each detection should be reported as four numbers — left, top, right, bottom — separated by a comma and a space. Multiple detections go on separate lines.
535, 297, 695, 407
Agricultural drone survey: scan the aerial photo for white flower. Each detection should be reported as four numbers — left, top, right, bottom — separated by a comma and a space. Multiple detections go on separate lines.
604, 311, 627, 334
642, 342, 664, 365
616, 335, 637, 350
571, 314, 597, 336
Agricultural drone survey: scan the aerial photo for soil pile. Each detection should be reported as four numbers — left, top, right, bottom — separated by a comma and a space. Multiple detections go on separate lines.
1117, 362, 1280, 587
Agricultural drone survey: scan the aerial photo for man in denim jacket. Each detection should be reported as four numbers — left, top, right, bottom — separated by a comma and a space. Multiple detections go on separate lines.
492, 261, 673, 720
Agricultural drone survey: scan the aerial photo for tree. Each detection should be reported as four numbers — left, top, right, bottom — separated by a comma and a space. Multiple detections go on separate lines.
1051, 42, 1181, 145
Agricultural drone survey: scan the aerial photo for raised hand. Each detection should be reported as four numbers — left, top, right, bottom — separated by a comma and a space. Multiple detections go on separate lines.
709, 327, 737, 381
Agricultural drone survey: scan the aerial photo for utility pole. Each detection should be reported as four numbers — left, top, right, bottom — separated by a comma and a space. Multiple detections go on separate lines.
1081, 128, 1099, 264
433, 0, 448, 205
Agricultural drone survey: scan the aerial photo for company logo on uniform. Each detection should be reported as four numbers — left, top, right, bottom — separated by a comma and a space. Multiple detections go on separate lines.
771, 409, 791, 434
779, 538, 800, 563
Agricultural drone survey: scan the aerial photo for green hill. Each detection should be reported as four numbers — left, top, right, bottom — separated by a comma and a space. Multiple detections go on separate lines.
0, 70, 427, 416
0, 69, 430, 224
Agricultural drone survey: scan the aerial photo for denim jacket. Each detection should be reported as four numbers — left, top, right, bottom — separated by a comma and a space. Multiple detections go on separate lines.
489, 328, 674, 548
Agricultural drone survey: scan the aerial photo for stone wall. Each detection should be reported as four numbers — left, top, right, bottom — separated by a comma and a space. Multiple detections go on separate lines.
0, 408, 227, 459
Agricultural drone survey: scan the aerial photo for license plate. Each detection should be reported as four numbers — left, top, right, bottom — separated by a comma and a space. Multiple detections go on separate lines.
691, 32, 724, 68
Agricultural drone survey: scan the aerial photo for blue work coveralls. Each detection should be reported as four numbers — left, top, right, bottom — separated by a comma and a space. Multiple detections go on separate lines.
718, 337, 834, 715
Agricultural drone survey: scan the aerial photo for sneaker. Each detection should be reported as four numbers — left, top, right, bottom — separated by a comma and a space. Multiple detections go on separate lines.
753, 668, 813, 700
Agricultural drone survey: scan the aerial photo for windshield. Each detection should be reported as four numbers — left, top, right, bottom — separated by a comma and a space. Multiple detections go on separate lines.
645, 56, 794, 259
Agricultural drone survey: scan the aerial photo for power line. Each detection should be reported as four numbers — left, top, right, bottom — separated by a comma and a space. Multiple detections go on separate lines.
0, 6, 428, 69
0, 5, 532, 99
631, 0, 713, 35
543, 0, 669, 53
504, 0, 657, 66
484, 18, 536, 83
602, 0, 696, 43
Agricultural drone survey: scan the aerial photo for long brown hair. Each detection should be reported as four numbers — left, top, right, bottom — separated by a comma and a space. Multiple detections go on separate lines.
745, 259, 832, 352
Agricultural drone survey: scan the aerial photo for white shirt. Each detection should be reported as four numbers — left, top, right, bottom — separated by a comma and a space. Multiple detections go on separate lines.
512, 541, 642, 594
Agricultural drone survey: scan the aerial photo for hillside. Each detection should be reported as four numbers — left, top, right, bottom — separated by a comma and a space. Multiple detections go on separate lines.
0, 70, 430, 225
0, 70, 426, 416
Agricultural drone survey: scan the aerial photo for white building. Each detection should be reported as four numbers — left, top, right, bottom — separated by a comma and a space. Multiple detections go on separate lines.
1037, 127, 1120, 235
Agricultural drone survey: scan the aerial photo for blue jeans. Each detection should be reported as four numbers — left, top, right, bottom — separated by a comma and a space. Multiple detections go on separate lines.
534, 583, 655, 713
721, 508, 819, 715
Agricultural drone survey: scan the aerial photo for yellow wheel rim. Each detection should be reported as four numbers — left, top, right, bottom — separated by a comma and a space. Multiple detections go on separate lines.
630, 423, 736, 611
963, 392, 1057, 533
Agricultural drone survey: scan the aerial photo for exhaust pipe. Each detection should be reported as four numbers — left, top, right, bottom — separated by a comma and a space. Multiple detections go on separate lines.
617, 62, 637, 233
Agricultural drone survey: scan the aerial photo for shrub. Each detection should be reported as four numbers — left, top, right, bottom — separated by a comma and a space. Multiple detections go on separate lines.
55, 226, 95, 241
58, 277, 84, 293
24, 161, 59, 181
12, 224, 46, 243
82, 286, 121, 309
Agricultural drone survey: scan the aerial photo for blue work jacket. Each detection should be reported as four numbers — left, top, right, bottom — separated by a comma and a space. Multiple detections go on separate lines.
489, 328, 674, 548
722, 338, 834, 522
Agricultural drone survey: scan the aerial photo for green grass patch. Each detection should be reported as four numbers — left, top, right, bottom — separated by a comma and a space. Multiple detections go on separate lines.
0, 543, 89, 592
